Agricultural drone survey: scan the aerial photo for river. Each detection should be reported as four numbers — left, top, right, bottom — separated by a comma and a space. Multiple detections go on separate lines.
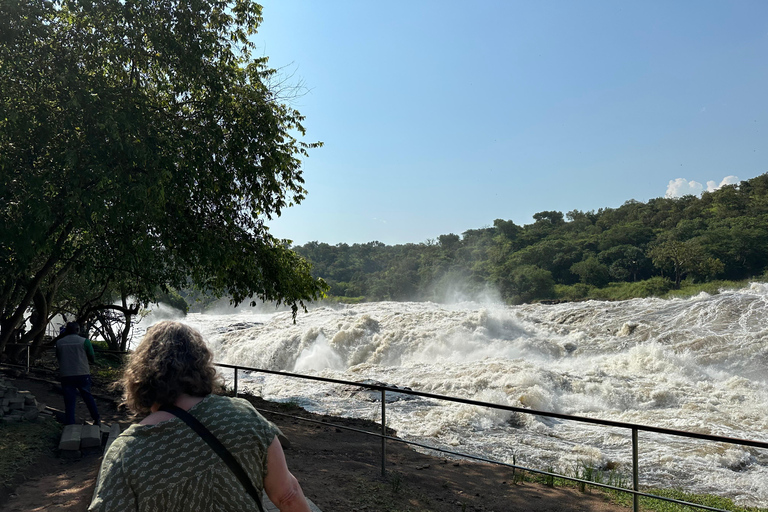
140, 283, 768, 507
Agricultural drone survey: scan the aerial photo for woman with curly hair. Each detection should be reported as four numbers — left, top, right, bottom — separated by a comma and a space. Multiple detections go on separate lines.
89, 321, 310, 512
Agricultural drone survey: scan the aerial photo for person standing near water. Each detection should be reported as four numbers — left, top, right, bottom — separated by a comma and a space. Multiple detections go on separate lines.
89, 320, 310, 512
55, 321, 101, 425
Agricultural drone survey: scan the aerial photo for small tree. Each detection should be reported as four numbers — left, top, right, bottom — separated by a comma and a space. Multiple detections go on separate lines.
648, 240, 710, 287
570, 257, 611, 288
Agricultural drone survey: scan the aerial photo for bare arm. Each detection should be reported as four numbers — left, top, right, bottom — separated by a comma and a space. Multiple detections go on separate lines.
263, 436, 310, 512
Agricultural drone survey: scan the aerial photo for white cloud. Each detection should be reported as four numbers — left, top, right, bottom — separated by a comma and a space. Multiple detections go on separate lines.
665, 178, 704, 198
665, 175, 740, 198
706, 175, 739, 192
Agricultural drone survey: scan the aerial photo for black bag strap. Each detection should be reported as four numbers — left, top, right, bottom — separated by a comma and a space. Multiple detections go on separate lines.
159, 404, 265, 512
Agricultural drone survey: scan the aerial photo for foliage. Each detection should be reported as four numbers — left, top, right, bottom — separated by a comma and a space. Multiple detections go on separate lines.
293, 173, 768, 305
0, 0, 326, 356
155, 289, 189, 315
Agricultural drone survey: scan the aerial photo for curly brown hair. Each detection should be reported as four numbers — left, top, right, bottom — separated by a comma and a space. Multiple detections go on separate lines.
121, 321, 223, 414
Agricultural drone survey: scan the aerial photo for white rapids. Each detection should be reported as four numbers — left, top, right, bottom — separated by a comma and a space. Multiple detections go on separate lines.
141, 283, 768, 507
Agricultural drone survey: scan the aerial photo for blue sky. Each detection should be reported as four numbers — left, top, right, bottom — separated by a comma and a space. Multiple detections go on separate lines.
255, 1, 768, 246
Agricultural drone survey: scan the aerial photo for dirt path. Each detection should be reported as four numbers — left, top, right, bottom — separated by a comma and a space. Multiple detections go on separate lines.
4, 455, 99, 512
3, 375, 630, 512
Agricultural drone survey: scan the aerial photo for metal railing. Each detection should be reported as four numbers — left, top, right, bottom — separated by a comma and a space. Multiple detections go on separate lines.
2, 344, 127, 374
216, 362, 768, 512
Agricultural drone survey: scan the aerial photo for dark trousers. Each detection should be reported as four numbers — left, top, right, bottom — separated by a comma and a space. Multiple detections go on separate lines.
61, 375, 100, 425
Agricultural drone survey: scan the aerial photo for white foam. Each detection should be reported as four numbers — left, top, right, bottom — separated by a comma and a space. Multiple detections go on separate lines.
137, 285, 768, 507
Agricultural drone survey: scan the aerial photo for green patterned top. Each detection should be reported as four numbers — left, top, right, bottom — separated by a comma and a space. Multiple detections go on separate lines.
89, 394, 279, 512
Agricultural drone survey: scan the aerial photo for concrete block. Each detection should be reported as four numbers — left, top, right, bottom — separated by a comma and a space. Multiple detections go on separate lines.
18, 390, 35, 405
81, 425, 102, 448
105, 424, 121, 453
8, 398, 24, 410
23, 408, 39, 421
59, 424, 82, 451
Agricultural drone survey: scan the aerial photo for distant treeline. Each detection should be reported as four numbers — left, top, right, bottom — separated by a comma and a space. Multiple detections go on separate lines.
294, 173, 768, 304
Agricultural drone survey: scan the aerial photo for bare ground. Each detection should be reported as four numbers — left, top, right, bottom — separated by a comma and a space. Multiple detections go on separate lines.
1, 371, 630, 512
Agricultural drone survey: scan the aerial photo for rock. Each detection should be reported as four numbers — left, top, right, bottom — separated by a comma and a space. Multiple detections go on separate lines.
0, 378, 44, 422
618, 323, 638, 336
340, 380, 417, 403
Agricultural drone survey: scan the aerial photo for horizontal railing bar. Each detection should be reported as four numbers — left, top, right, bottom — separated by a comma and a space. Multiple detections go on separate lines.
215, 362, 768, 449
257, 407, 731, 512
4, 344, 127, 354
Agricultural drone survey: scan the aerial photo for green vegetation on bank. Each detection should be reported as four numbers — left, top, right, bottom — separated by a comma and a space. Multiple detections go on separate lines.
293, 173, 768, 305
517, 468, 767, 512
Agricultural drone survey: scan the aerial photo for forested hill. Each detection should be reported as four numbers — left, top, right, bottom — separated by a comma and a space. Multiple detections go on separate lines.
294, 173, 768, 304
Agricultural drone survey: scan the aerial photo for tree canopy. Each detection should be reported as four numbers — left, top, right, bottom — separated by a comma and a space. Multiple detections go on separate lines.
293, 173, 768, 304
0, 0, 326, 355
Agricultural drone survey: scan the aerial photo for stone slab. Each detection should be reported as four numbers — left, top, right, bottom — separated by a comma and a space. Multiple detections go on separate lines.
18, 390, 35, 405
59, 424, 82, 451
81, 424, 102, 448
104, 423, 121, 453
8, 397, 24, 410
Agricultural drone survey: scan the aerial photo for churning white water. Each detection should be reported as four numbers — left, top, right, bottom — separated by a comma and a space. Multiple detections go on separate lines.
145, 284, 768, 507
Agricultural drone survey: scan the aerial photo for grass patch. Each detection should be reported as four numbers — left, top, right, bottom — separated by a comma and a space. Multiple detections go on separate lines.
604, 486, 768, 512
90, 342, 127, 384
0, 418, 62, 490
516, 465, 768, 512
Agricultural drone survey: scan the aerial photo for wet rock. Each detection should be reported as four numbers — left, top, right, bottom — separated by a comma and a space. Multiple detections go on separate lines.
339, 380, 417, 402
618, 322, 638, 336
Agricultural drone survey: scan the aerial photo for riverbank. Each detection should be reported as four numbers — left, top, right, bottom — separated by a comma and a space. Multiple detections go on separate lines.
1, 368, 631, 512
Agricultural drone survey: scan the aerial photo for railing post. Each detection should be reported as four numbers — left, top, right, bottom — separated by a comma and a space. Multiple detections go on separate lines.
26, 345, 30, 374
233, 368, 238, 397
381, 388, 386, 477
632, 427, 639, 512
